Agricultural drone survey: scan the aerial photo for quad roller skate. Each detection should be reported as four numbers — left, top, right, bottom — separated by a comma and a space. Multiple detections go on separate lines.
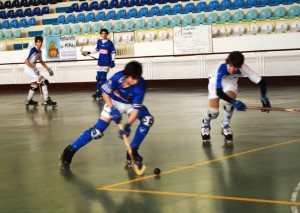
25, 98, 38, 109
124, 149, 143, 169
59, 145, 76, 170
201, 122, 211, 145
221, 123, 233, 146
91, 91, 102, 101
43, 97, 57, 110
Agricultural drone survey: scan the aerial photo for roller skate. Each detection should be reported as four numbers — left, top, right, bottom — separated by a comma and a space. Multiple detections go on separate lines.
59, 145, 76, 170
25, 98, 38, 109
91, 91, 102, 101
221, 122, 233, 146
124, 149, 143, 169
201, 122, 211, 145
43, 97, 57, 110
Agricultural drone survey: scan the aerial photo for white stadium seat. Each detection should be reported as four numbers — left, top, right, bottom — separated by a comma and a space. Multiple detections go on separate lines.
219, 26, 231, 36
249, 23, 259, 35
211, 26, 218, 36
261, 23, 273, 34
0, 42, 6, 51
290, 21, 300, 32
121, 33, 132, 43
158, 30, 168, 41
137, 32, 144, 42
233, 25, 245, 36
144, 31, 156, 42
276, 22, 288, 33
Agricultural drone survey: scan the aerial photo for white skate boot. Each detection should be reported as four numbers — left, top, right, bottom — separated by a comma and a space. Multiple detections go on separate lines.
221, 122, 233, 145
201, 123, 211, 144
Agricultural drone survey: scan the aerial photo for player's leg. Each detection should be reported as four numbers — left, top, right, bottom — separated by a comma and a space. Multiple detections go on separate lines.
221, 90, 236, 142
92, 66, 109, 100
25, 82, 38, 105
201, 99, 220, 141
39, 76, 57, 106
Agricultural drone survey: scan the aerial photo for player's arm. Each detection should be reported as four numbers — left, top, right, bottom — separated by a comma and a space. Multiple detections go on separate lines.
24, 59, 34, 69
109, 42, 116, 68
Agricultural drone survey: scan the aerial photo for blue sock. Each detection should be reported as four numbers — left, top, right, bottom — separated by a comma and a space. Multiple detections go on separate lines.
71, 119, 109, 151
130, 123, 150, 150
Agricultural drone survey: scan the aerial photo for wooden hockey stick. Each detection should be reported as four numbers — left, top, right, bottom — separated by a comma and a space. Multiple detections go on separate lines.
118, 123, 146, 176
38, 76, 44, 106
246, 106, 300, 112
80, 47, 98, 60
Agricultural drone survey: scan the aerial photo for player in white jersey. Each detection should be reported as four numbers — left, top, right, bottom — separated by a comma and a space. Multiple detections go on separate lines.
24, 36, 56, 107
201, 51, 271, 144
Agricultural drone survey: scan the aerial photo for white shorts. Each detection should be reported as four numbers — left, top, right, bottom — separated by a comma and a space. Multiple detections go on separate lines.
101, 99, 133, 119
97, 66, 109, 72
24, 67, 38, 83
208, 77, 238, 99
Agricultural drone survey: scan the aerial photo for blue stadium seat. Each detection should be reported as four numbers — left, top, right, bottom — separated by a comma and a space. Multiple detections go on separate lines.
168, 0, 178, 3
285, 6, 300, 18
29, 0, 38, 6
95, 11, 105, 21
138, 0, 151, 6
24, 8, 32, 17
0, 11, 7, 19
157, 0, 167, 4
61, 25, 71, 35
0, 31, 4, 40
171, 4, 184, 15
5, 30, 13, 39
41, 6, 49, 15
218, 0, 231, 10
269, 0, 283, 6
243, 9, 258, 21
135, 19, 146, 30
109, 0, 119, 9
137, 7, 149, 17
51, 26, 61, 35
127, 8, 137, 18
193, 2, 207, 13
124, 20, 134, 31
4, 1, 12, 9
19, 18, 28, 27
15, 9, 24, 18
89, 1, 99, 11
105, 10, 117, 20
12, 0, 20, 8
149, 0, 158, 5
206, 13, 218, 24
1, 20, 9, 29
169, 16, 181, 27
9, 20, 19, 29
91, 23, 101, 33
0, 1, 3, 9
53, 15, 66, 25
257, 0, 271, 7
229, 10, 244, 22
116, 9, 127, 19
219, 11, 231, 23
13, 29, 22, 38
71, 25, 80, 35
157, 17, 169, 28
20, 0, 29, 7
182, 2, 195, 14
158, 5, 171, 16
85, 12, 95, 22
231, 0, 244, 9
129, 0, 139, 7
283, 0, 295, 5
119, 0, 130, 7
146, 18, 157, 29
147, 6, 160, 17
99, 1, 109, 9
258, 8, 272, 20
243, 0, 257, 8
193, 14, 205, 25
75, 13, 85, 23
78, 2, 88, 12
205, 1, 219, 12
270, 7, 286, 19
28, 17, 36, 26
42, 27, 51, 36
7, 10, 15, 19
32, 7, 41, 16
181, 15, 193, 26
81, 24, 91, 33
103, 22, 112, 31
67, 3, 79, 13
67, 14, 76, 23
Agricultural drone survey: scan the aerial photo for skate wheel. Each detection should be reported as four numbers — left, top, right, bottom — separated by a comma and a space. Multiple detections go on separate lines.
224, 140, 234, 147
202, 140, 211, 146
123, 160, 132, 168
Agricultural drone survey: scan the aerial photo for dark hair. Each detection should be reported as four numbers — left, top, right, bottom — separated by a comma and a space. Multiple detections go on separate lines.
35, 36, 43, 43
100, 29, 109, 34
123, 61, 143, 79
226, 51, 244, 67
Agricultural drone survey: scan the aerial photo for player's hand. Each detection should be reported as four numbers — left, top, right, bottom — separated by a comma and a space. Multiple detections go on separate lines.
47, 68, 54, 76
109, 61, 115, 68
261, 96, 271, 113
119, 123, 131, 139
82, 51, 90, 56
110, 107, 122, 124
33, 67, 40, 76
231, 100, 246, 111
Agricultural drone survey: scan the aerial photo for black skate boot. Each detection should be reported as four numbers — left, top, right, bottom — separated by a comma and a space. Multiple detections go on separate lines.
59, 145, 76, 170
124, 149, 143, 168
44, 97, 57, 109
25, 98, 38, 107
91, 90, 102, 101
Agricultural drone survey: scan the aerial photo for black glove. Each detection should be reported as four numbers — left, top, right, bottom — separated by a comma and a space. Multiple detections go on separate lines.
230, 99, 246, 111
119, 123, 131, 139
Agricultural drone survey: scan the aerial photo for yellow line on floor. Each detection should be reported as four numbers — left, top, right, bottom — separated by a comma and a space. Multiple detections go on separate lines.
100, 188, 300, 206
97, 138, 300, 190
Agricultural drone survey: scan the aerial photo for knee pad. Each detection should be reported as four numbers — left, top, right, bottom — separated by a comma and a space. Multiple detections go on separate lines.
223, 103, 234, 112
90, 128, 103, 139
142, 115, 154, 127
40, 79, 49, 86
30, 84, 38, 91
207, 109, 219, 119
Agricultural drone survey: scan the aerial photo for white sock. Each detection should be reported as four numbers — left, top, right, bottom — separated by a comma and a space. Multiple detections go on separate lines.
42, 86, 49, 101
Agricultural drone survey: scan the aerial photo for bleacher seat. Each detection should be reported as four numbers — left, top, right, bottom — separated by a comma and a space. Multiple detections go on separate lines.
138, 0, 151, 6
29, 0, 38, 6
91, 35, 98, 44
0, 1, 3, 9
146, 18, 157, 29
193, 14, 206, 25
135, 19, 146, 30
1, 20, 9, 29
4, 1, 12, 9
99, 1, 109, 9
12, 0, 20, 8
137, 7, 149, 17
41, 6, 49, 15
42, 27, 51, 36
220, 26, 232, 36
258, 8, 272, 20
169, 16, 181, 27
114, 34, 121, 43
81, 24, 91, 33
28, 17, 36, 26
219, 11, 231, 23
24, 8, 32, 17
54, 15, 66, 25
257, 0, 271, 7
230, 10, 244, 22
147, 6, 160, 17
218, 0, 231, 10
182, 2, 195, 14
15, 9, 24, 18
285, 6, 300, 18
20, 0, 29, 7
89, 1, 99, 11
181, 15, 193, 26
193, 2, 207, 13
282, 0, 295, 5
0, 31, 4, 40
211, 26, 218, 36
158, 30, 168, 41
109, 0, 119, 8
75, 13, 85, 23
127, 8, 138, 18
119, 0, 130, 7
276, 22, 288, 33
103, 22, 113, 31
95, 12, 105, 21
67, 14, 76, 23
243, 0, 257, 8
269, 0, 283, 6
122, 33, 132, 43
19, 18, 28, 27
67, 3, 79, 13
61, 25, 71, 35
32, 7, 41, 16
85, 12, 95, 22
243, 9, 258, 21
249, 23, 259, 34
261, 22, 273, 34
137, 32, 144, 42
5, 30, 13, 39
157, 17, 169, 28
91, 23, 101, 33
51, 26, 61, 35
117, 9, 127, 19
205, 1, 219, 12
9, 20, 19, 29
270, 7, 286, 19
105, 11, 117, 20
7, 10, 15, 19
0, 43, 6, 51
124, 20, 135, 31
71, 25, 81, 34
290, 21, 300, 32
171, 4, 184, 15
0, 11, 7, 19
231, 0, 244, 9
233, 25, 245, 35
159, 5, 171, 16
168, 0, 178, 3
13, 29, 22, 38
78, 2, 89, 12
206, 13, 218, 24
144, 31, 156, 41
129, 0, 139, 7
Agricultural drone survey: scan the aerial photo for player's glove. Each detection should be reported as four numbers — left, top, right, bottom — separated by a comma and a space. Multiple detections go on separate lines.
109, 61, 115, 68
230, 99, 246, 111
119, 123, 131, 139
47, 68, 54, 76
261, 95, 271, 113
110, 107, 122, 124
33, 67, 40, 76
82, 51, 90, 56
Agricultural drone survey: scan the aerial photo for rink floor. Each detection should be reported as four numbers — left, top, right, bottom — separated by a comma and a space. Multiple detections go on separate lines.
0, 86, 300, 213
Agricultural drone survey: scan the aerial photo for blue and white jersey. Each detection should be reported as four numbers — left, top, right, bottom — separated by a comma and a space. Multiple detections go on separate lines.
210, 61, 262, 89
95, 39, 116, 66
25, 46, 42, 68
101, 71, 146, 110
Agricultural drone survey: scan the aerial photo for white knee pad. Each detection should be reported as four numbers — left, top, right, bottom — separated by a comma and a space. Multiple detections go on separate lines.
223, 103, 234, 112
142, 115, 154, 127
91, 128, 103, 139
208, 109, 219, 119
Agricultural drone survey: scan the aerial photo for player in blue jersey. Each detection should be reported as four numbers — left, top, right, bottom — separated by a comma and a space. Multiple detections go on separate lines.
24, 36, 56, 107
82, 29, 116, 101
201, 51, 271, 144
59, 61, 154, 170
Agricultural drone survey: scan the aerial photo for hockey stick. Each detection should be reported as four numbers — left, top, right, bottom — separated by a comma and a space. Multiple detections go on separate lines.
246, 106, 300, 112
80, 47, 98, 60
118, 123, 146, 176
38, 76, 44, 106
